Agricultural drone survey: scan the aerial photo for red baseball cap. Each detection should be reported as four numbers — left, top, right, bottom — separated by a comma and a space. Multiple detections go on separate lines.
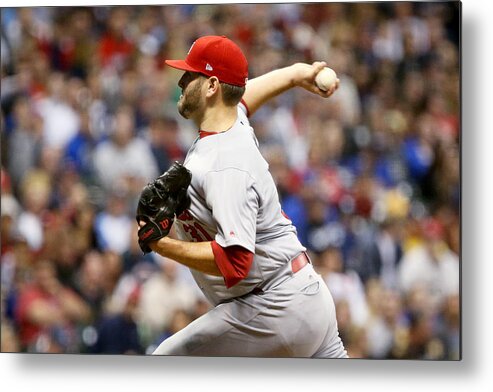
165, 35, 248, 87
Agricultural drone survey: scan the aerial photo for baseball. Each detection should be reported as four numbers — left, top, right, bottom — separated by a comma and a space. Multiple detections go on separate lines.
315, 67, 338, 91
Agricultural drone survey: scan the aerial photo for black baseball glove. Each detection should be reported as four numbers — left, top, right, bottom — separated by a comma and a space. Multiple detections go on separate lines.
136, 162, 192, 254
137, 204, 175, 255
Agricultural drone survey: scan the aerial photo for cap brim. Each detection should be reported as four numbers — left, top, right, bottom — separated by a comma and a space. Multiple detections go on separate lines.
164, 60, 199, 73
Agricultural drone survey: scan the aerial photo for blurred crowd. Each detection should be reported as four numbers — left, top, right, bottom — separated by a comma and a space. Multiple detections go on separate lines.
1, 2, 460, 359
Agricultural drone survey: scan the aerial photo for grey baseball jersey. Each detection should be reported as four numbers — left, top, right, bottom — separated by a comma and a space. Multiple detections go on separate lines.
174, 104, 305, 305
153, 103, 347, 357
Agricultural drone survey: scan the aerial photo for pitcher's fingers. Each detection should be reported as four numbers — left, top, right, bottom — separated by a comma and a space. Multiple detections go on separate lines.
311, 61, 328, 78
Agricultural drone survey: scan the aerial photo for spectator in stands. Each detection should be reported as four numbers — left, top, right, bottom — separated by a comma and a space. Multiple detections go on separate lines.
14, 259, 92, 352
7, 96, 43, 192
94, 190, 133, 255
93, 104, 158, 196
398, 217, 460, 312
89, 285, 143, 354
137, 257, 198, 347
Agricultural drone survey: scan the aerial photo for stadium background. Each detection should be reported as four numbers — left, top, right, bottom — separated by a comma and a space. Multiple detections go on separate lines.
0, 2, 460, 359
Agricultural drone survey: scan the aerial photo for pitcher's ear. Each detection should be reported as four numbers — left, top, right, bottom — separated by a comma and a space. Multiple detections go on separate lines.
206, 76, 220, 98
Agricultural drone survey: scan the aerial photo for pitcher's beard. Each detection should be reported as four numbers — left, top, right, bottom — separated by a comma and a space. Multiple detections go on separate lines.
178, 82, 202, 120
177, 98, 194, 119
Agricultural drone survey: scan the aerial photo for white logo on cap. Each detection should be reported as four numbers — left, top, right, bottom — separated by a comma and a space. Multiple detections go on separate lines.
205, 63, 213, 71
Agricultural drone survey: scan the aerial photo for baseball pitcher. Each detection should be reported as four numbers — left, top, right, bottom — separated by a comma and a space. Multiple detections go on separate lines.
137, 36, 347, 358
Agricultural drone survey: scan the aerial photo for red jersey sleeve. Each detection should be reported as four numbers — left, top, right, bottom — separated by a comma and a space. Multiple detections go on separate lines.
210, 240, 254, 288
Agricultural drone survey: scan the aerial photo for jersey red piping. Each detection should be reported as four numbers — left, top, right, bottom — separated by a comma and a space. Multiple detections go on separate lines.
240, 99, 250, 117
198, 130, 219, 139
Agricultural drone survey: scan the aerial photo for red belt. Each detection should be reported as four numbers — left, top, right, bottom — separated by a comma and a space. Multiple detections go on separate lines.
247, 253, 310, 297
291, 252, 309, 273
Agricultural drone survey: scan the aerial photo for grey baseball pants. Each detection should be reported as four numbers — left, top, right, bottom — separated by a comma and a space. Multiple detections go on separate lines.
152, 263, 348, 358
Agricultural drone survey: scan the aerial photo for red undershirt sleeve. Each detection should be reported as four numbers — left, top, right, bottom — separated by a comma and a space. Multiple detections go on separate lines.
210, 240, 254, 288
